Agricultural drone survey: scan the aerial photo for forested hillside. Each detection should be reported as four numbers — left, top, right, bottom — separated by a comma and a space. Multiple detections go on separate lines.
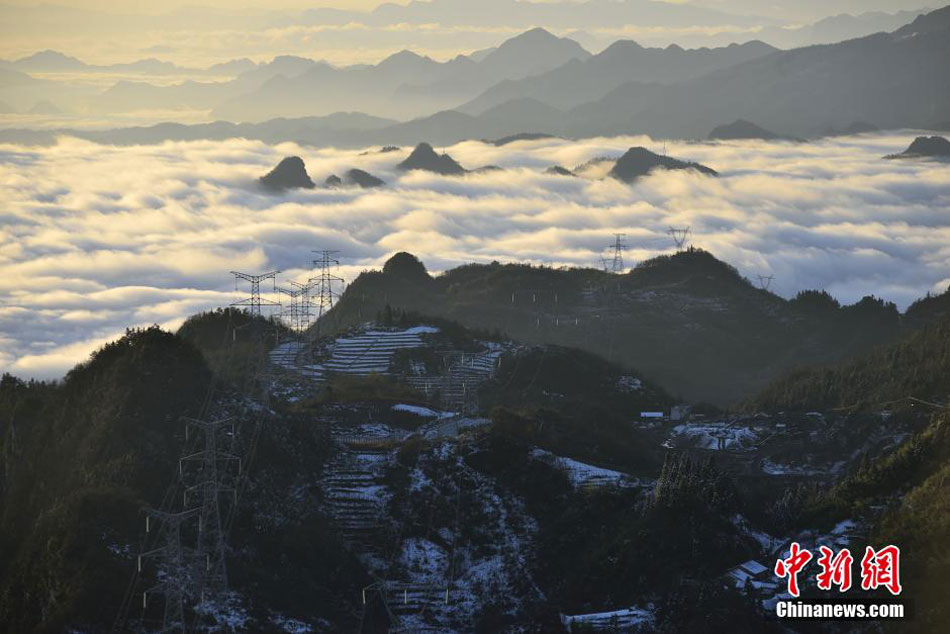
320, 249, 929, 404
748, 313, 950, 412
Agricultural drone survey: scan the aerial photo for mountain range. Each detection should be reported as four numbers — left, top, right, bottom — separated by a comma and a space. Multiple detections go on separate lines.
4, 5, 948, 147
3, 249, 949, 631
4, 49, 257, 77
315, 249, 947, 405
87, 28, 591, 122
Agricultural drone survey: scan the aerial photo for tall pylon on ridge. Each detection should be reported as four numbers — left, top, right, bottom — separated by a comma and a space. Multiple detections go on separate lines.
310, 250, 345, 337
289, 280, 314, 332
757, 274, 775, 291
230, 270, 281, 316
179, 417, 241, 601
668, 226, 691, 251
608, 233, 627, 273
277, 281, 314, 334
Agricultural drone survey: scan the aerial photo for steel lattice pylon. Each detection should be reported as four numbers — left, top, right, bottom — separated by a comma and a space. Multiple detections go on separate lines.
139, 508, 199, 633
179, 417, 241, 601
608, 233, 627, 273
668, 226, 691, 251
309, 250, 344, 337
230, 270, 281, 316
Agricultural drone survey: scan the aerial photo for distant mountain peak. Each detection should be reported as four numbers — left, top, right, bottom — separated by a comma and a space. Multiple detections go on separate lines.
886, 135, 950, 159
490, 132, 557, 146
260, 156, 315, 190
510, 26, 558, 41
546, 165, 575, 177
14, 49, 85, 70
383, 251, 431, 282
708, 119, 781, 140
479, 26, 590, 74
344, 168, 385, 188
893, 5, 950, 37
397, 142, 466, 175
379, 49, 433, 69
608, 147, 717, 182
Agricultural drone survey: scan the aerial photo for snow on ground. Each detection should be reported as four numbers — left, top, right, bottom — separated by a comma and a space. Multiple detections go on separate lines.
561, 605, 655, 632
667, 422, 758, 451
408, 466, 433, 493
403, 326, 440, 334
193, 593, 249, 630
355, 422, 402, 436
395, 441, 543, 630
761, 459, 841, 476
269, 614, 315, 634
400, 537, 448, 584
393, 403, 441, 417
616, 375, 643, 392
731, 514, 782, 554
531, 448, 641, 489
420, 416, 490, 439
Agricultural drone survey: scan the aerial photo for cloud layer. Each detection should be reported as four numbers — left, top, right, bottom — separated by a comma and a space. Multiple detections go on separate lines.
1, 132, 948, 378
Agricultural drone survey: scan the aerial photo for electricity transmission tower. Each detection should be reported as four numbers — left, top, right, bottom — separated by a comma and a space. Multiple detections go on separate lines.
608, 233, 627, 273
757, 274, 775, 291
179, 417, 241, 601
139, 508, 199, 633
277, 281, 314, 333
310, 250, 344, 336
230, 270, 281, 316
668, 226, 691, 251
289, 280, 314, 331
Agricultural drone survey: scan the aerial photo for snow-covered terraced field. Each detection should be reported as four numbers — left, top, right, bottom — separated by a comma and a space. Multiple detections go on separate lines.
320, 423, 400, 565
269, 340, 325, 381
324, 327, 437, 375
665, 421, 759, 451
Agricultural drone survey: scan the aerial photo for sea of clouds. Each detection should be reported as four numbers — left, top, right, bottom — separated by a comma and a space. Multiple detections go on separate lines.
1, 131, 948, 379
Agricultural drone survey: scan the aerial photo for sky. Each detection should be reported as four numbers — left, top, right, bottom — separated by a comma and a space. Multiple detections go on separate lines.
1, 131, 948, 380
3, 1, 387, 9
0, 1, 934, 67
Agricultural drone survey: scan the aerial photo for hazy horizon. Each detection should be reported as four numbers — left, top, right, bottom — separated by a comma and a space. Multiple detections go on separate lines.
0, 0, 933, 69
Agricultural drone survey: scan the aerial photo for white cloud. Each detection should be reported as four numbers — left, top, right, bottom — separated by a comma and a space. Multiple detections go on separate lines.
0, 131, 948, 379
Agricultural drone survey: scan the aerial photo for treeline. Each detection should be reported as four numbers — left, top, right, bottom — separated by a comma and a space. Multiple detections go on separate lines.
802, 413, 950, 631
0, 317, 369, 633
0, 327, 211, 632
747, 314, 950, 412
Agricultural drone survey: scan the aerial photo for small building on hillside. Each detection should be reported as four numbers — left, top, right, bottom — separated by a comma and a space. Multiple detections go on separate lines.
725, 560, 776, 594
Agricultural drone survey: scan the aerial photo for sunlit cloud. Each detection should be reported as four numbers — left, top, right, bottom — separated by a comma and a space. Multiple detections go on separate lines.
0, 131, 948, 379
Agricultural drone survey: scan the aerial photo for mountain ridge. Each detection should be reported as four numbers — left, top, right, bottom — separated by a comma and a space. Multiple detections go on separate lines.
318, 248, 931, 404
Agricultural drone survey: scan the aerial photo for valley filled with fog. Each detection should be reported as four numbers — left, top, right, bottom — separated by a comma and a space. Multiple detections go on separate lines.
1, 130, 947, 378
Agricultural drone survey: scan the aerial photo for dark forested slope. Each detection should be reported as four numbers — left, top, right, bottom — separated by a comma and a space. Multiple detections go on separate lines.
319, 249, 920, 405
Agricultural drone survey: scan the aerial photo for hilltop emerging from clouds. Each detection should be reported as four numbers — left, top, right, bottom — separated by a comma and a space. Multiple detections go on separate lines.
1, 131, 947, 382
